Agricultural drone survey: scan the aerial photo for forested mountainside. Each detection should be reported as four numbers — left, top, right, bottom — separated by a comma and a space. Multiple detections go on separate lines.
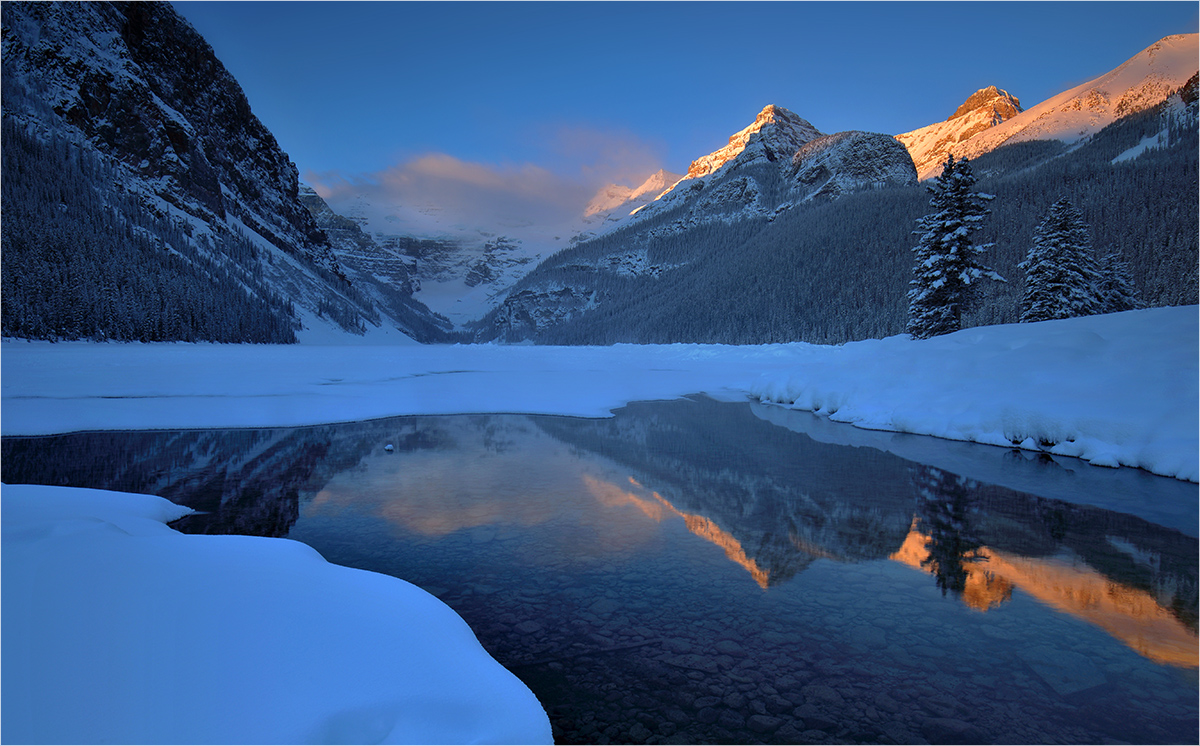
1, 1, 445, 343
474, 81, 1198, 345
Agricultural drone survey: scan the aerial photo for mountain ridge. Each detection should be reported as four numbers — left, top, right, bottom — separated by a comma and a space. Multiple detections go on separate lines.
898, 33, 1199, 179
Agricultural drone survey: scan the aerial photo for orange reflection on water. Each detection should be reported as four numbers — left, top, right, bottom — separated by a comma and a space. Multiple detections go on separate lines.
889, 523, 1014, 611
583, 475, 670, 522
890, 520, 1199, 668
583, 475, 771, 589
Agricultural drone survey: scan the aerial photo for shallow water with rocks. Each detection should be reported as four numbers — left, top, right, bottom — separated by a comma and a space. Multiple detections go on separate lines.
4, 397, 1196, 744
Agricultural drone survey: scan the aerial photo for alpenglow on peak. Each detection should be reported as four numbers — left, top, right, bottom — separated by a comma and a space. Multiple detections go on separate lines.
949, 86, 1023, 124
895, 85, 1025, 179
684, 104, 823, 179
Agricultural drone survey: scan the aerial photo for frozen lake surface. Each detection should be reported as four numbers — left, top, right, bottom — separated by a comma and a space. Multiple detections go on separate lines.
5, 397, 1196, 744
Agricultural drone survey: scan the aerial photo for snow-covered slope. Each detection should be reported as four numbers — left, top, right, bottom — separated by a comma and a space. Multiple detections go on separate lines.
322, 189, 560, 326
297, 185, 454, 341
584, 168, 686, 218
1, 485, 552, 744
896, 86, 1024, 179
899, 34, 1199, 179
582, 105, 916, 238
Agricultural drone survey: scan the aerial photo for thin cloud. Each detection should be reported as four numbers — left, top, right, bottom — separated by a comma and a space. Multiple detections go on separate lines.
547, 125, 669, 186
306, 128, 667, 235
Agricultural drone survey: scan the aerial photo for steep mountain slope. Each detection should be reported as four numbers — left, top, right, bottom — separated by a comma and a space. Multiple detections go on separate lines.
297, 186, 454, 341
474, 105, 918, 342
899, 34, 1199, 179
1, 1, 444, 342
896, 86, 1024, 179
474, 76, 1196, 346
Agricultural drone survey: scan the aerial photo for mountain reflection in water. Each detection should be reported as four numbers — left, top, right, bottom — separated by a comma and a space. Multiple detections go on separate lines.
4, 396, 1199, 745
4, 396, 1195, 674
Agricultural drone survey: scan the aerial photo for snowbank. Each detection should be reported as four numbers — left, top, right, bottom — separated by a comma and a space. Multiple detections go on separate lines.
1, 484, 552, 745
0, 340, 796, 432
751, 307, 1198, 482
2, 306, 1195, 481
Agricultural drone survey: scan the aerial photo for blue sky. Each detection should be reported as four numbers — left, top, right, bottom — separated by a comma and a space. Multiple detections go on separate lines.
174, 1, 1197, 211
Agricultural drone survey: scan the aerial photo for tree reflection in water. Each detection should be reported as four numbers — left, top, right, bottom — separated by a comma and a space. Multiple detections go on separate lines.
912, 466, 1013, 607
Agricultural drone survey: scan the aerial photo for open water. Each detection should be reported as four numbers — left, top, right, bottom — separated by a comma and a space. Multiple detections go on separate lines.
3, 396, 1196, 744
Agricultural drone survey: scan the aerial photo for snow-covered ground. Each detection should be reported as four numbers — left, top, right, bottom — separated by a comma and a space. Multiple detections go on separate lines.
2, 306, 1195, 743
3, 305, 1196, 481
1, 485, 552, 745
751, 306, 1198, 483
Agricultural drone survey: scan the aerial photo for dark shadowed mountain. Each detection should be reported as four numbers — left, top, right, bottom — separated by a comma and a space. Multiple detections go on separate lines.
1, 0, 446, 342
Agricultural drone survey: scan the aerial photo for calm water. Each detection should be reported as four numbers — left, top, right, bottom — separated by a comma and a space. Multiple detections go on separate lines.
3, 397, 1197, 745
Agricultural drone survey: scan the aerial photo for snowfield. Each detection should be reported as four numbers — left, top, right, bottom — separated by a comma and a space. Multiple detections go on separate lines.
1, 485, 552, 745
1, 305, 1195, 744
3, 305, 1196, 480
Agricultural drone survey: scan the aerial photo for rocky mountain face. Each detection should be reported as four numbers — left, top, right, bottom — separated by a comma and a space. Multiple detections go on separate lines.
789, 130, 921, 202
476, 105, 917, 342
296, 186, 454, 340
898, 34, 1199, 179
896, 86, 1024, 179
682, 104, 824, 181
1, 1, 445, 341
324, 190, 554, 328
609, 105, 917, 233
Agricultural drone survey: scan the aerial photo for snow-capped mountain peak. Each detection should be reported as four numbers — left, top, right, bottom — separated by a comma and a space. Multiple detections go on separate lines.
896, 86, 1024, 179
631, 168, 684, 199
949, 86, 1023, 123
684, 104, 823, 180
898, 33, 1199, 179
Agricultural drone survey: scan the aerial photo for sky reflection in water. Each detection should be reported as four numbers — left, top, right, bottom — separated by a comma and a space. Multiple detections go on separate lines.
3, 397, 1196, 744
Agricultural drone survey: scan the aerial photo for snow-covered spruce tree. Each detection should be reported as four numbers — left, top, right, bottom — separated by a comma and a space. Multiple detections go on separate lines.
906, 155, 1004, 339
1018, 197, 1102, 322
1096, 249, 1142, 314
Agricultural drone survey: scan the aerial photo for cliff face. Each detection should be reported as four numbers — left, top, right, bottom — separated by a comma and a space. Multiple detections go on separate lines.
2, 1, 448, 341
3, 1, 340, 272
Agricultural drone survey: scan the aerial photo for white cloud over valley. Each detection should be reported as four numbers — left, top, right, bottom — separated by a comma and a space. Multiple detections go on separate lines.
306, 126, 669, 239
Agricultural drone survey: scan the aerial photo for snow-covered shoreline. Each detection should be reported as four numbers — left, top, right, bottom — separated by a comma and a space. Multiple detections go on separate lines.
752, 306, 1199, 482
1, 484, 553, 745
2, 307, 1195, 743
3, 306, 1196, 481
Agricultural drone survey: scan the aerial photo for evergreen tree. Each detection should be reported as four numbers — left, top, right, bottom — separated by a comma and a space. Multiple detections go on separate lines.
1019, 197, 1102, 322
907, 155, 1004, 339
1096, 249, 1141, 313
